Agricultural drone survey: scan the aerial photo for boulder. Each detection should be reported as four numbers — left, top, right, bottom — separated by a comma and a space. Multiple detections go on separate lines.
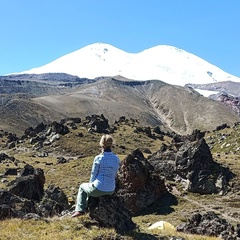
0, 153, 15, 163
8, 164, 45, 201
23, 121, 69, 143
177, 211, 238, 239
88, 194, 136, 233
84, 114, 110, 133
0, 190, 36, 220
87, 149, 167, 231
149, 130, 235, 194
1, 166, 70, 219
50, 121, 69, 135
37, 185, 69, 217
4, 168, 18, 176
116, 149, 167, 215
56, 156, 68, 164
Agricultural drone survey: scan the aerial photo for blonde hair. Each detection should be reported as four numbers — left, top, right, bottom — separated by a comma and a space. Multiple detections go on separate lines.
99, 134, 114, 148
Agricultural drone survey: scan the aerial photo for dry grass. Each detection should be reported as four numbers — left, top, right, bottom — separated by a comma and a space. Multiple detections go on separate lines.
0, 217, 221, 240
1, 120, 240, 239
0, 217, 120, 240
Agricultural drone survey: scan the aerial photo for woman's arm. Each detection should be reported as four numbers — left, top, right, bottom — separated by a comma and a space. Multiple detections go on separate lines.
90, 157, 100, 182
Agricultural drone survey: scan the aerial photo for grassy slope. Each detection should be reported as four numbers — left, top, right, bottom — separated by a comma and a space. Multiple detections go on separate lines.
0, 120, 239, 239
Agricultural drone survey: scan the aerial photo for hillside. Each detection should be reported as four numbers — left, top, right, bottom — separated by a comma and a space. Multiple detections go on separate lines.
0, 74, 239, 136
186, 81, 240, 97
0, 116, 239, 239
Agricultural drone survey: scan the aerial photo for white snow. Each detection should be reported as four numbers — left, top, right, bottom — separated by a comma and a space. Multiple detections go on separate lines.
19, 42, 240, 86
194, 89, 220, 97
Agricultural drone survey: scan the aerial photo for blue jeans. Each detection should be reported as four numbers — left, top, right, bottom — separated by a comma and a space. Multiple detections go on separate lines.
75, 183, 114, 212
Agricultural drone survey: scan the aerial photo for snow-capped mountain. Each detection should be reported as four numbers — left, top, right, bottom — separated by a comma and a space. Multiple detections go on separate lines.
19, 42, 240, 86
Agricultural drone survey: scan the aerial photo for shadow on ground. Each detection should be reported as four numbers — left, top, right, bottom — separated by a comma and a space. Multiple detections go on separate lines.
136, 192, 178, 216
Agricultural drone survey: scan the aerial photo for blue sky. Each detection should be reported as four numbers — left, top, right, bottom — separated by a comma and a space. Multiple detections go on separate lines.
0, 0, 240, 77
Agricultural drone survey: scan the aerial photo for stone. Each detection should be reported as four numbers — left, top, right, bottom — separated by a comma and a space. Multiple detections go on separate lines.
37, 185, 69, 217
116, 149, 167, 215
4, 168, 18, 176
88, 194, 136, 233
84, 114, 110, 133
8, 164, 45, 201
56, 157, 67, 164
0, 190, 36, 220
176, 211, 238, 239
148, 130, 235, 194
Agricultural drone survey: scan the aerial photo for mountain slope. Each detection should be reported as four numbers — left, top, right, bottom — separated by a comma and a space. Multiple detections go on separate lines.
186, 81, 240, 97
1, 76, 238, 135
19, 43, 240, 86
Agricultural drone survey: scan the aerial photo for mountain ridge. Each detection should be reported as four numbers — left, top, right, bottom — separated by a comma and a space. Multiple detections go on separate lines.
0, 74, 239, 135
17, 42, 240, 87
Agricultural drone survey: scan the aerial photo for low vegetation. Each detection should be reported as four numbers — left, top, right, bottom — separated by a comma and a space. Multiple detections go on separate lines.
0, 118, 239, 239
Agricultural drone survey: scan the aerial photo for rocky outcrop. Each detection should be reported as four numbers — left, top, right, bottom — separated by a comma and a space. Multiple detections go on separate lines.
0, 153, 16, 163
20, 121, 70, 150
87, 149, 167, 232
24, 121, 69, 138
0, 190, 36, 220
148, 130, 235, 194
116, 149, 167, 215
217, 93, 240, 116
88, 194, 136, 233
1, 164, 69, 219
177, 211, 240, 240
83, 114, 110, 133
36, 185, 69, 217
8, 164, 45, 201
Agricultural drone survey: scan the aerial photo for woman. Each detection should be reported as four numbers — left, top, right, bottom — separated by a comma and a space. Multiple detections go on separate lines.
72, 134, 120, 217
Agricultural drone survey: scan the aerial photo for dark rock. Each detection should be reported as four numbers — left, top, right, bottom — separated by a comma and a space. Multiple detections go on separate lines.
215, 123, 229, 131
0, 153, 15, 162
153, 126, 161, 134
56, 157, 67, 164
37, 185, 69, 217
0, 190, 36, 220
64, 120, 77, 130
148, 130, 235, 194
84, 114, 109, 133
116, 149, 167, 215
34, 122, 47, 134
143, 127, 152, 137
24, 127, 36, 137
4, 168, 18, 176
237, 224, 240, 237
50, 121, 69, 135
142, 148, 152, 154
7, 133, 18, 143
119, 145, 126, 149
0, 153, 8, 161
7, 141, 16, 149
88, 194, 136, 233
24, 121, 69, 140
0, 166, 69, 219
8, 164, 45, 201
176, 211, 237, 239
118, 116, 126, 122
77, 132, 84, 137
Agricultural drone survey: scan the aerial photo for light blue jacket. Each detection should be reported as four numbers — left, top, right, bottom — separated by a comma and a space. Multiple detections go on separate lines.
90, 151, 120, 192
